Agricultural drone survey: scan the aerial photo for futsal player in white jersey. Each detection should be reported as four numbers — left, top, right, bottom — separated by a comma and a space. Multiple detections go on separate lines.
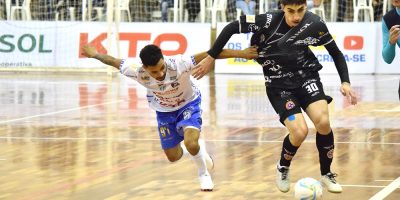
82, 44, 257, 191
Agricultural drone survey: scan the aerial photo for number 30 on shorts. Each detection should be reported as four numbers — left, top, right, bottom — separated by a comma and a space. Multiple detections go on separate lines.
305, 82, 319, 93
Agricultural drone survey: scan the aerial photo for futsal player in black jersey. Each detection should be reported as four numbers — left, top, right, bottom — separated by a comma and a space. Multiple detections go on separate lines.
193, 0, 358, 194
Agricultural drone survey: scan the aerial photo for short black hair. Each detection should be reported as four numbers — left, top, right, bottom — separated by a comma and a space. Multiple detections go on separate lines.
280, 0, 306, 6
139, 44, 163, 66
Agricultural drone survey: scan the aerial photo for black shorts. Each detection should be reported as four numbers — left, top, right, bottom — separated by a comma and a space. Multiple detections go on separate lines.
266, 76, 332, 125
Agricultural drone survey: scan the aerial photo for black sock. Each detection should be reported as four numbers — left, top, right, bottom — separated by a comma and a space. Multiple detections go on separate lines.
316, 131, 334, 175
279, 135, 299, 167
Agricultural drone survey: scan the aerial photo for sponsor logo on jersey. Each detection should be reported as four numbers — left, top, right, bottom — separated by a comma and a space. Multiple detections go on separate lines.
158, 84, 167, 91
246, 15, 256, 23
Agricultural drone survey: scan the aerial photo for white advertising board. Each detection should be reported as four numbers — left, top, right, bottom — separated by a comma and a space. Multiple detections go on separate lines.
0, 21, 211, 69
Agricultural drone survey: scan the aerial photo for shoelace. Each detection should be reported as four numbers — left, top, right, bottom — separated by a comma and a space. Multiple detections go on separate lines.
326, 173, 338, 184
279, 167, 289, 180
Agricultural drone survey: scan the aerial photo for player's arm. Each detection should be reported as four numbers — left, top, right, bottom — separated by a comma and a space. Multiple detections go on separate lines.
192, 20, 241, 79
82, 45, 123, 69
192, 46, 258, 64
381, 20, 399, 64
324, 41, 357, 105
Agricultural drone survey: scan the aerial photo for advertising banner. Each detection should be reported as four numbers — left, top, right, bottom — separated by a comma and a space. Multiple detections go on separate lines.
0, 21, 211, 69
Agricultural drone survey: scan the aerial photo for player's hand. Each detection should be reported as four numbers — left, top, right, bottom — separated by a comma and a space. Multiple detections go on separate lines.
192, 55, 215, 80
340, 82, 358, 105
389, 25, 400, 45
240, 45, 258, 59
82, 45, 98, 58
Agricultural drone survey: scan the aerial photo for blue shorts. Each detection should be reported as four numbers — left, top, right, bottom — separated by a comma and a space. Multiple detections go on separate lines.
156, 97, 202, 150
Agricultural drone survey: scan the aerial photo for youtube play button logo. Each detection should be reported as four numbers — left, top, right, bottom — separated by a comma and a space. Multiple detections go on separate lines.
344, 36, 364, 50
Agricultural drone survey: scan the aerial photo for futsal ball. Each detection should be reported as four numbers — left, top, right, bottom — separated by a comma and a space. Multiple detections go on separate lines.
294, 177, 323, 200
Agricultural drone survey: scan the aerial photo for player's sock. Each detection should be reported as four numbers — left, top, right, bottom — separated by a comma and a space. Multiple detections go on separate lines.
190, 146, 208, 176
180, 142, 189, 157
279, 134, 299, 167
316, 131, 334, 175
198, 139, 214, 171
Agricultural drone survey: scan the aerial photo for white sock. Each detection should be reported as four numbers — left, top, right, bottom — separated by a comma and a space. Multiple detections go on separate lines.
180, 142, 189, 157
190, 146, 209, 176
198, 139, 213, 167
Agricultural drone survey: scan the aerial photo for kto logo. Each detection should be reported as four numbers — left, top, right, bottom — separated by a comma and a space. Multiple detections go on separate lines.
343, 36, 363, 50
79, 33, 187, 58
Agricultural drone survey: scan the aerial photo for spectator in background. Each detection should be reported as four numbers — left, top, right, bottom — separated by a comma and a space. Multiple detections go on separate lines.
307, 0, 321, 9
227, 0, 237, 21
161, 0, 173, 22
381, 0, 400, 100
0, 0, 6, 20
187, 0, 200, 22
337, 0, 348, 22
236, 0, 256, 15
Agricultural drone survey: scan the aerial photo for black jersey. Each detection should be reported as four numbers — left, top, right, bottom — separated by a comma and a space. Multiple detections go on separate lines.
239, 11, 334, 88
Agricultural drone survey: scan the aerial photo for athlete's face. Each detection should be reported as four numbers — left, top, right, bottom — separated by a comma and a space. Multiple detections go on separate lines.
392, 0, 400, 7
282, 4, 307, 27
145, 58, 166, 81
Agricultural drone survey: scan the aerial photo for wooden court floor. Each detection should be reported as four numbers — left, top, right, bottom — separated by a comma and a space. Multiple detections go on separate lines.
0, 73, 399, 200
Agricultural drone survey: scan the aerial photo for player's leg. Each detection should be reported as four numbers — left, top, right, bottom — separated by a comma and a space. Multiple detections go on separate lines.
267, 87, 309, 193
301, 77, 342, 193
156, 110, 186, 162
177, 97, 214, 191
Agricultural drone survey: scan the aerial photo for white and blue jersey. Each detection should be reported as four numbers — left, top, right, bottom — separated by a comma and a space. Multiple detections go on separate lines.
120, 55, 202, 149
120, 55, 201, 112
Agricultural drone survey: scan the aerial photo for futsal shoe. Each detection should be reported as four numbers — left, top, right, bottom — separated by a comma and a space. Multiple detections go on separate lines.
199, 172, 214, 191
276, 162, 290, 193
321, 172, 343, 193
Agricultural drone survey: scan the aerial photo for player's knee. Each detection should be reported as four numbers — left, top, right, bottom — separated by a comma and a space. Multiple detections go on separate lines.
290, 126, 308, 146
165, 152, 181, 162
314, 116, 331, 134
184, 140, 199, 155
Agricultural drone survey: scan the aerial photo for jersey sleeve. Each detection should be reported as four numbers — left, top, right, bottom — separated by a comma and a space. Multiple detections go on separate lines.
313, 20, 334, 46
119, 59, 140, 80
171, 55, 197, 71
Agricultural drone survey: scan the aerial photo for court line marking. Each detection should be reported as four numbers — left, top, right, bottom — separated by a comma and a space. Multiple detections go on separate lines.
0, 100, 124, 125
372, 106, 400, 113
369, 177, 400, 200
0, 136, 398, 145
374, 180, 396, 182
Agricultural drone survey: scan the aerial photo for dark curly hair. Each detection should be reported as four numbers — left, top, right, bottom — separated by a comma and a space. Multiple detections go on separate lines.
139, 45, 164, 66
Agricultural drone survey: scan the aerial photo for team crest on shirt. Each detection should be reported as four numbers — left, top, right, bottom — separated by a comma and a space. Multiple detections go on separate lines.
285, 100, 295, 110
183, 110, 192, 120
171, 82, 180, 88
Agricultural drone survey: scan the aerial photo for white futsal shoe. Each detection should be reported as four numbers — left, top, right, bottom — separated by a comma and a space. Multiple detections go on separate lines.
199, 172, 214, 191
276, 162, 290, 193
321, 172, 343, 193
